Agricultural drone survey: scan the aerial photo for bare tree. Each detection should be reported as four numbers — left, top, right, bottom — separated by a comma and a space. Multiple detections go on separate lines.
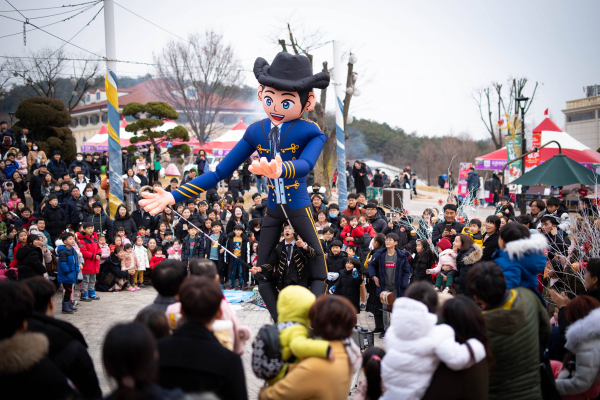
0, 62, 12, 98
153, 31, 244, 144
472, 77, 539, 149
6, 47, 100, 111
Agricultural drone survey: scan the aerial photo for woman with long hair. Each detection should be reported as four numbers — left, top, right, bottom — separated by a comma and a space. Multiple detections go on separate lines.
352, 160, 368, 195
123, 168, 140, 213
11, 171, 27, 202
145, 144, 162, 186
225, 206, 247, 235
103, 323, 183, 400
422, 296, 493, 400
40, 172, 56, 200
113, 204, 137, 241
160, 206, 175, 231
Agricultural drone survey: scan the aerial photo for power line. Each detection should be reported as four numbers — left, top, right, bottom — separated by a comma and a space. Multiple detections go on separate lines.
48, 5, 103, 59
0, 1, 100, 12
0, 2, 98, 39
25, 3, 100, 20
4, 0, 26, 20
114, 1, 193, 45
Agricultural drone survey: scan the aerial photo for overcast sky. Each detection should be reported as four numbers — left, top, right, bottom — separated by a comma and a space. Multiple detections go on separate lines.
3, 0, 599, 140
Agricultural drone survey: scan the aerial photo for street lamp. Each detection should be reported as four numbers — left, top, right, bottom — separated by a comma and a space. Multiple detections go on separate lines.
515, 96, 529, 215
8, 112, 14, 127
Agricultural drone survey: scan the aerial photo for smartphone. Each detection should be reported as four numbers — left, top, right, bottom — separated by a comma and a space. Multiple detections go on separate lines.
386, 212, 391, 218
445, 223, 452, 232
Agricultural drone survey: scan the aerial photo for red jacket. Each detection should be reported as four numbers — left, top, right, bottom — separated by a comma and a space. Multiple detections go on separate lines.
341, 224, 365, 247
363, 224, 376, 238
342, 206, 365, 218
150, 254, 166, 269
78, 232, 101, 274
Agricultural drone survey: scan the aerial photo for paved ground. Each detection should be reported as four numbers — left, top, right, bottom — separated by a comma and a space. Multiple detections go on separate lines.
54, 286, 382, 399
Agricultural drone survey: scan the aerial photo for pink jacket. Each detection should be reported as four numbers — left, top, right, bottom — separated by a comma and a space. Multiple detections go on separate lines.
429, 249, 457, 274
15, 156, 27, 176
7, 198, 21, 211
165, 299, 251, 355
99, 244, 110, 264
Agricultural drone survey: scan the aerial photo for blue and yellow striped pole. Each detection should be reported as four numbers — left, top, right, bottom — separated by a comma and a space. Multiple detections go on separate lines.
106, 70, 123, 216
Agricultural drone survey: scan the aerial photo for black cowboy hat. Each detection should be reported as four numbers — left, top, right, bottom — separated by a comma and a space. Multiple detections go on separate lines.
254, 52, 330, 92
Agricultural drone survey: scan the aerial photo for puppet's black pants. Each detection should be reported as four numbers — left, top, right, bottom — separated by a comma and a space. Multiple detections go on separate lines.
256, 204, 327, 321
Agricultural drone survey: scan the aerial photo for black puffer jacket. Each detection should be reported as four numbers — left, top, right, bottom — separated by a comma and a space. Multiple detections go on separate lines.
326, 251, 347, 275
411, 251, 436, 282
29, 169, 48, 202
42, 204, 66, 242
27, 312, 101, 399
228, 178, 244, 197
368, 213, 388, 233
334, 268, 362, 313
88, 210, 113, 239
112, 216, 137, 241
16, 244, 46, 280
96, 253, 130, 291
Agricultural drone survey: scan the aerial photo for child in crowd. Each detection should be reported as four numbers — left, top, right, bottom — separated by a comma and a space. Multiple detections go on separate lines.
149, 247, 166, 270
57, 232, 80, 314
121, 243, 140, 291
208, 222, 226, 285
345, 245, 359, 260
137, 226, 149, 246
359, 215, 376, 238
15, 152, 27, 177
350, 347, 386, 400
411, 238, 437, 282
0, 182, 12, 203
267, 285, 333, 383
110, 235, 122, 253
329, 257, 363, 313
133, 236, 149, 288
182, 226, 203, 264
7, 192, 20, 211
461, 218, 483, 247
341, 216, 364, 252
325, 240, 347, 290
168, 239, 183, 261
427, 237, 457, 294
98, 235, 110, 264
161, 230, 174, 254
78, 222, 102, 301
322, 227, 335, 254
116, 227, 130, 245
381, 281, 486, 400
492, 222, 547, 292
153, 222, 168, 241
225, 224, 249, 290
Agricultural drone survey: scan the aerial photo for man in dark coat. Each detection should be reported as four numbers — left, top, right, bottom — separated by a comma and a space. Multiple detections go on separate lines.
364, 203, 387, 233
157, 276, 247, 399
48, 150, 69, 181
466, 167, 480, 198
86, 153, 102, 185
372, 169, 384, 187
23, 277, 102, 399
121, 148, 134, 172
132, 208, 157, 232
65, 186, 85, 227
68, 153, 89, 178
250, 193, 267, 219
29, 164, 49, 208
431, 204, 465, 246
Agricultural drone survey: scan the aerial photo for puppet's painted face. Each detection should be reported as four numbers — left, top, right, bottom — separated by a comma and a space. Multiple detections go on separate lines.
257, 85, 315, 125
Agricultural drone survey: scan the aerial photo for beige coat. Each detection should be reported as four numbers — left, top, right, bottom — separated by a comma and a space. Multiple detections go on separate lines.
27, 149, 48, 170
259, 341, 352, 400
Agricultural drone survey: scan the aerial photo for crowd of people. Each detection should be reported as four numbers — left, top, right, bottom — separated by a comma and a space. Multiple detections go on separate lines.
1, 142, 600, 400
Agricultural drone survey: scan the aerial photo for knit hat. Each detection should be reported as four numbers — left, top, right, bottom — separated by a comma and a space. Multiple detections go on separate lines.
437, 237, 452, 252
364, 203, 377, 209
92, 202, 102, 209
502, 195, 510, 202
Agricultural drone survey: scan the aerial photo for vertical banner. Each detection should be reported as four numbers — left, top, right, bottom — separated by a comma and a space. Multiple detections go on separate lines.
106, 70, 123, 216
457, 162, 472, 199
505, 134, 523, 183
524, 131, 542, 173
333, 40, 348, 211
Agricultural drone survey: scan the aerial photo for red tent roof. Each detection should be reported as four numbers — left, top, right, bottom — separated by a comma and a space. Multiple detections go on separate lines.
532, 117, 562, 133
97, 124, 108, 134
478, 147, 600, 164
231, 117, 248, 131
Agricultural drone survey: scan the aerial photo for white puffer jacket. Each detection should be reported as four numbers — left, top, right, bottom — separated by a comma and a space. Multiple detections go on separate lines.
556, 307, 600, 395
381, 297, 486, 400
133, 244, 149, 271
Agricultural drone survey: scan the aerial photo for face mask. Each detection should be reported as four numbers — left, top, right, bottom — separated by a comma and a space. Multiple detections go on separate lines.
33, 146, 38, 150
86, 192, 93, 197
329, 213, 338, 218
233, 174, 239, 179
254, 228, 260, 232
77, 157, 83, 162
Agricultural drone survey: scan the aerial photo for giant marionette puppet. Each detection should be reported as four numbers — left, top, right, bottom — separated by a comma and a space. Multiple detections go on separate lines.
139, 52, 330, 319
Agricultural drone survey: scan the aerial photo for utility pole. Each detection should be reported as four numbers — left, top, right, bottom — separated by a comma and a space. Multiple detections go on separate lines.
333, 40, 348, 211
104, 0, 123, 212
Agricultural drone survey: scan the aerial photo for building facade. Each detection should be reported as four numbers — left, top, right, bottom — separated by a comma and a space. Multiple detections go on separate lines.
69, 79, 262, 150
563, 90, 600, 151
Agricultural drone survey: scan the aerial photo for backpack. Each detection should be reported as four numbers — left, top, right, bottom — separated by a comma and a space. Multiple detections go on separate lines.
251, 321, 300, 380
